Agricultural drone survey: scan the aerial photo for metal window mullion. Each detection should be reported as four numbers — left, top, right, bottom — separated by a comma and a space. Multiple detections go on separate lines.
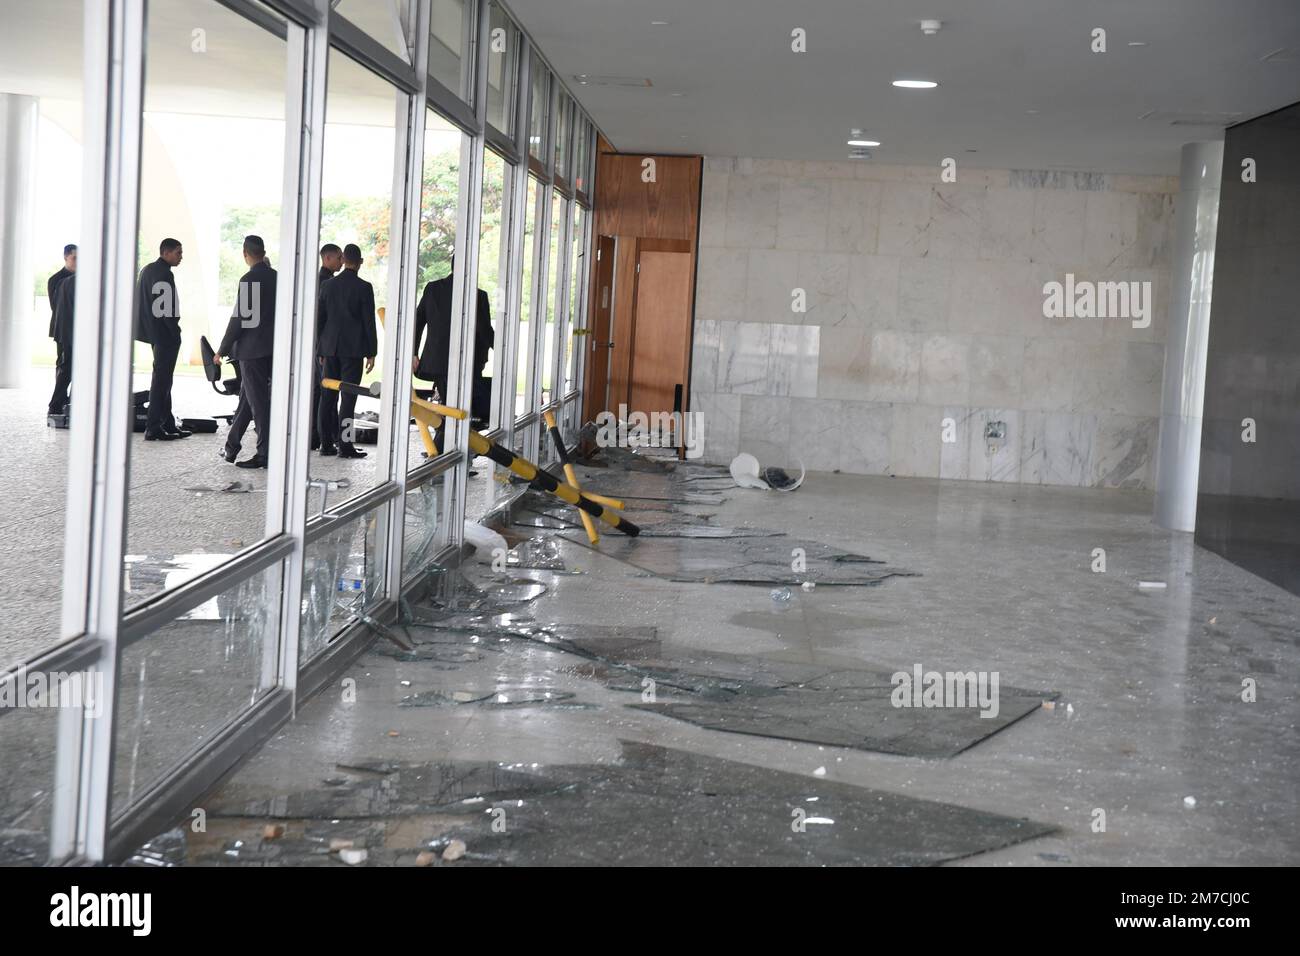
528, 182, 550, 421
574, 198, 592, 406
550, 196, 573, 413
278, 3, 330, 698
484, 154, 512, 432
384, 0, 431, 599
120, 536, 296, 649
500, 158, 528, 449
439, 0, 490, 547
59, 0, 146, 864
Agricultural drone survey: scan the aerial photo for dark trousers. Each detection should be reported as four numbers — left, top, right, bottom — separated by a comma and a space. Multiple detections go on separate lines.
146, 340, 179, 433
309, 374, 321, 446
236, 356, 273, 460
226, 384, 252, 456
318, 355, 362, 448
48, 340, 72, 414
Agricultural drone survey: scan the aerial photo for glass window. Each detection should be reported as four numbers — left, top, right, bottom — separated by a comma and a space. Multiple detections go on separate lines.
115, 560, 284, 810
403, 471, 448, 584
528, 56, 549, 164
2, 0, 84, 666
541, 191, 563, 404
334, 0, 414, 65
479, 149, 512, 430
0, 688, 60, 864
485, 1, 518, 135
564, 205, 585, 394
515, 177, 540, 417
429, 0, 469, 101
125, 0, 291, 610
300, 508, 384, 665
409, 108, 464, 472
553, 94, 572, 182
574, 117, 591, 195
314, 49, 402, 494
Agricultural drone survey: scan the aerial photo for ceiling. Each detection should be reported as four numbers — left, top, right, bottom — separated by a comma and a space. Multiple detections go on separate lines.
510, 0, 1300, 173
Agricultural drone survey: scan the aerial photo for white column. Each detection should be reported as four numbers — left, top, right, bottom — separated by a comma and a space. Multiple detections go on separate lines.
0, 94, 39, 388
1154, 141, 1223, 533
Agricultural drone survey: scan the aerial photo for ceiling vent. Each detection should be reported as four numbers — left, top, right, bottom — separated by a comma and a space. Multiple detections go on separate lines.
1139, 109, 1244, 127
574, 75, 653, 88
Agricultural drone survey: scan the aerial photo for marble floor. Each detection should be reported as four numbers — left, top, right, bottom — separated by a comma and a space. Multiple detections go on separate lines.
146, 451, 1299, 866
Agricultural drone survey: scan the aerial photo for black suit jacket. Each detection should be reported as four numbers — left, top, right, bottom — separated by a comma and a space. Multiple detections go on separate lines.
217, 260, 277, 360
135, 258, 181, 348
413, 274, 494, 384
47, 267, 72, 339
52, 274, 76, 347
316, 269, 377, 359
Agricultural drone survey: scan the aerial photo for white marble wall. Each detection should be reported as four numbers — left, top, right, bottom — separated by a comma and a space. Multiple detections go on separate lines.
691, 157, 1178, 489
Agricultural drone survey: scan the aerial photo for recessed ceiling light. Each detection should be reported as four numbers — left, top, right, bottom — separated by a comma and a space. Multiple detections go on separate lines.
892, 79, 938, 89
670, 92, 685, 97
847, 139, 881, 147
651, 20, 669, 26
1026, 109, 1040, 114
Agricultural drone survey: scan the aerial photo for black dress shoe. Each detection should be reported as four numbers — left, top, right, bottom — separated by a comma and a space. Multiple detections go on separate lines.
339, 444, 367, 459
166, 428, 192, 438
144, 430, 178, 441
235, 456, 267, 469
319, 444, 338, 456
220, 447, 238, 463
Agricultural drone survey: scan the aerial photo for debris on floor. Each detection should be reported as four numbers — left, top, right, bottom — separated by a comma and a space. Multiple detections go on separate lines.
131, 742, 1055, 866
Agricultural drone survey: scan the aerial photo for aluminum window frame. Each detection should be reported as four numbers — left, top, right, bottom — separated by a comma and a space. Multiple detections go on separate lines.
13, 0, 609, 864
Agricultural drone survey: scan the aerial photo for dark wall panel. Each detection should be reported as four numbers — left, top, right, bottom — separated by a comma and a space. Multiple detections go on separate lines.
1196, 102, 1300, 595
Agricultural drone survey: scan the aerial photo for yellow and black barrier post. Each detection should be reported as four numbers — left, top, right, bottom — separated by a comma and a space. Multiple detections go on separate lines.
321, 378, 639, 536
543, 409, 599, 544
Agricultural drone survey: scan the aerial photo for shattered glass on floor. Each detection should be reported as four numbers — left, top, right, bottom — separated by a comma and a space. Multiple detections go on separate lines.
134, 741, 1054, 866
383, 569, 1055, 759
509, 445, 918, 587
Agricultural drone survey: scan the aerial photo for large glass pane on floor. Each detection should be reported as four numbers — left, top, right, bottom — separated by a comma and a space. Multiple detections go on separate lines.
113, 561, 283, 813
300, 508, 386, 666
0, 0, 84, 666
313, 49, 402, 499
124, 0, 291, 611
409, 108, 464, 472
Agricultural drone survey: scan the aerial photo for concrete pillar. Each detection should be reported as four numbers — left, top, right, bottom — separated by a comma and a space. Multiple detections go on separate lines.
1154, 141, 1223, 532
0, 93, 40, 388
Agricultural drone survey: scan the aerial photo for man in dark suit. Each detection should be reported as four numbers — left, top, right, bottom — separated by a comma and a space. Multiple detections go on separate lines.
213, 236, 277, 469
310, 243, 343, 450
135, 238, 188, 440
46, 243, 77, 418
316, 243, 376, 458
413, 259, 494, 450
48, 266, 77, 420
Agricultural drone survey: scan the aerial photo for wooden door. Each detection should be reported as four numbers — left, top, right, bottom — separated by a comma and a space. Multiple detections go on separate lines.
629, 243, 694, 431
